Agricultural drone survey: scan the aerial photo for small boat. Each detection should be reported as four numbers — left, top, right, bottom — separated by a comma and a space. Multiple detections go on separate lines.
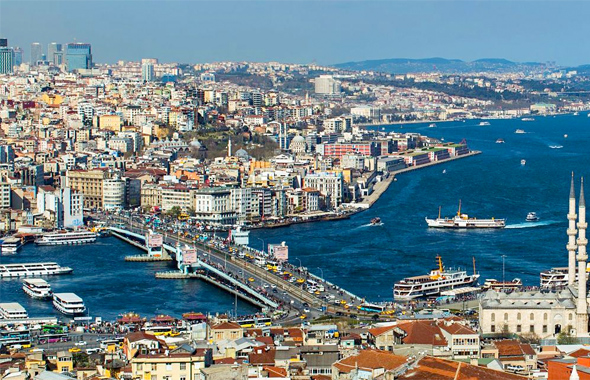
371, 217, 381, 226
574, 112, 579, 116
495, 139, 505, 144
515, 129, 525, 134
442, 169, 447, 174
428, 123, 437, 128
479, 121, 491, 126
521, 118, 535, 122
526, 212, 539, 222
521, 159, 526, 166
483, 278, 522, 292
564, 134, 568, 138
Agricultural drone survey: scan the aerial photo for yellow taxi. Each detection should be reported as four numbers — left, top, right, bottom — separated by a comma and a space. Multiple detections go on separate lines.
248, 277, 255, 282
69, 347, 81, 353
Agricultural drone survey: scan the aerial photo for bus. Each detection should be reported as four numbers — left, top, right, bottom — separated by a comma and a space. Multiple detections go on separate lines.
237, 316, 272, 328
100, 338, 124, 350
42, 324, 66, 334
358, 303, 387, 313
0, 338, 31, 349
0, 330, 30, 341
38, 334, 69, 344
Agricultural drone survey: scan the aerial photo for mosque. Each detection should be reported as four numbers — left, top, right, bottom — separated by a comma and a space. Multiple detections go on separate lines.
479, 175, 589, 340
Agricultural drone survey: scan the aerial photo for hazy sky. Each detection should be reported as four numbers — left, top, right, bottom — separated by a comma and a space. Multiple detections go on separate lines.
1, 1, 590, 66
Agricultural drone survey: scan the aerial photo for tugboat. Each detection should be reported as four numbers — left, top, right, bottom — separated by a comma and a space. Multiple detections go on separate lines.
526, 212, 540, 222
371, 217, 382, 226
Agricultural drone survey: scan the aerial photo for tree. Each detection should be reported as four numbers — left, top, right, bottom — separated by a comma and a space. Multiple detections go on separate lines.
166, 206, 182, 219
557, 325, 579, 345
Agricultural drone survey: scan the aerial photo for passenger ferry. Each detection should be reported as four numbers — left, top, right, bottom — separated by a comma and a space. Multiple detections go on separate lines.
0, 303, 28, 319
53, 293, 86, 316
0, 262, 73, 278
35, 230, 97, 246
482, 278, 522, 292
515, 129, 526, 134
425, 202, 506, 229
521, 118, 535, 122
538, 267, 590, 289
22, 278, 53, 299
479, 121, 491, 126
393, 256, 480, 300
1, 237, 22, 255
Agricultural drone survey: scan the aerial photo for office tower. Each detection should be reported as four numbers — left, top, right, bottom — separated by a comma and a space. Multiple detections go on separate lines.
0, 38, 7, 47
48, 42, 63, 65
0, 47, 14, 74
314, 75, 341, 95
66, 43, 92, 72
13, 47, 23, 66
30, 42, 42, 65
141, 59, 155, 82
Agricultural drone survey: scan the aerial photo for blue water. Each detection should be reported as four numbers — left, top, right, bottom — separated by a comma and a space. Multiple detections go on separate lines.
0, 238, 258, 320
2, 113, 589, 318
250, 113, 590, 302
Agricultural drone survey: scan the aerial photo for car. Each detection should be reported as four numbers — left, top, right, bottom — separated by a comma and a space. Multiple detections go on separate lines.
248, 277, 255, 282
75, 341, 87, 346
271, 284, 276, 289
303, 308, 311, 313
263, 284, 269, 288
69, 347, 81, 353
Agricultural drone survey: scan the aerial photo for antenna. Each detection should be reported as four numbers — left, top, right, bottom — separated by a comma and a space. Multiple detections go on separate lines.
457, 200, 462, 216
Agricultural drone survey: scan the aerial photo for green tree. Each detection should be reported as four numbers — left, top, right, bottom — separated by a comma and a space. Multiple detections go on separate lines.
557, 325, 579, 345
166, 206, 182, 219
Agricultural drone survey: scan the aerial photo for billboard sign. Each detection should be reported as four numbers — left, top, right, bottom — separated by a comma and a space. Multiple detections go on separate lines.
147, 233, 163, 248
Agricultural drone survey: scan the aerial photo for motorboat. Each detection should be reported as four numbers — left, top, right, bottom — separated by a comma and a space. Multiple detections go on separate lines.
526, 212, 540, 222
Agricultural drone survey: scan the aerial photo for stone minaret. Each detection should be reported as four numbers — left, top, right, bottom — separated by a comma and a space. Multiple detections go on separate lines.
577, 177, 588, 336
227, 137, 232, 157
569, 173, 578, 285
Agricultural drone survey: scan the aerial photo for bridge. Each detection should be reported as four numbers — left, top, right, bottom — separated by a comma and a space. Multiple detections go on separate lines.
103, 217, 369, 320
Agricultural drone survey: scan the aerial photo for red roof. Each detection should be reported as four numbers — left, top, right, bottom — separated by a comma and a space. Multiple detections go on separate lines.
396, 320, 447, 346
333, 349, 407, 374
398, 356, 528, 380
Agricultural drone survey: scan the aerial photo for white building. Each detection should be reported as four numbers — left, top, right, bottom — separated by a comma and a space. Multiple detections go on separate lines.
102, 177, 126, 210
304, 172, 344, 209
37, 187, 84, 228
314, 75, 341, 95
230, 187, 252, 220
193, 187, 237, 226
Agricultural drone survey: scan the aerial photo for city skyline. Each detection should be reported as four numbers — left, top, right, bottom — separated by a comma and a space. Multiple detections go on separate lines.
2, 1, 590, 66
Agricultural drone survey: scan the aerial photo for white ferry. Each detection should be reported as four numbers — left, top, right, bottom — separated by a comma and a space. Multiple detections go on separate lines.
425, 202, 506, 229
479, 121, 491, 126
22, 278, 53, 299
0, 262, 73, 278
538, 267, 589, 289
482, 278, 522, 292
35, 230, 97, 246
1, 237, 22, 255
393, 256, 480, 300
521, 118, 535, 121
53, 293, 86, 316
0, 303, 28, 319
515, 129, 526, 134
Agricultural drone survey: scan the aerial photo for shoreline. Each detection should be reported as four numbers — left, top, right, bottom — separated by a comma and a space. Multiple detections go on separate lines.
253, 151, 481, 230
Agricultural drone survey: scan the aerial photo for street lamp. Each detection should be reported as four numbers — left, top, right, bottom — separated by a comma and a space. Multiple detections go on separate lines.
256, 237, 266, 256
317, 267, 325, 312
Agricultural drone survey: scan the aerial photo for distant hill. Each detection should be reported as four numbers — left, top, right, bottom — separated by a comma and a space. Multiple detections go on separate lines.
334, 57, 547, 74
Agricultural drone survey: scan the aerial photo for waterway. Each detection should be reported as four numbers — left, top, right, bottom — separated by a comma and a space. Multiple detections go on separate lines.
251, 113, 590, 302
2, 113, 590, 319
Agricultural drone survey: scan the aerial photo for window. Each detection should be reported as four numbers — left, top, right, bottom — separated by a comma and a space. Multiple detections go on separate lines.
151, 364, 157, 371
137, 364, 143, 371
491, 313, 495, 322
517, 313, 521, 321
166, 363, 172, 371
544, 313, 548, 321
543, 325, 548, 333
504, 313, 508, 321
491, 325, 496, 333
569, 313, 573, 321
180, 363, 186, 371
517, 325, 522, 333
530, 325, 535, 333
530, 313, 534, 321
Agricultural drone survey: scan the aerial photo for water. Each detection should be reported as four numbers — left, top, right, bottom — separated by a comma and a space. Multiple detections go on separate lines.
2, 113, 589, 317
250, 113, 590, 302
0, 238, 258, 320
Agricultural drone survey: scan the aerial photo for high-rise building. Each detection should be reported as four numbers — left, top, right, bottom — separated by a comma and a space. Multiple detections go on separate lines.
141, 59, 155, 82
0, 38, 7, 47
0, 47, 14, 74
13, 47, 23, 66
66, 43, 92, 72
314, 75, 341, 95
30, 42, 42, 65
47, 42, 63, 65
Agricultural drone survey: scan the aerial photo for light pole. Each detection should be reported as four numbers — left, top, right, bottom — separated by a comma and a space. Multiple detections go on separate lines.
295, 257, 303, 303
502, 255, 506, 293
317, 267, 325, 312
256, 237, 266, 256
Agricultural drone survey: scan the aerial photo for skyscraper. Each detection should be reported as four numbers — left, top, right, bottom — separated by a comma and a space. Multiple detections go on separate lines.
141, 59, 155, 82
30, 42, 42, 65
314, 75, 341, 95
47, 42, 63, 65
66, 43, 92, 72
0, 47, 14, 74
0, 38, 7, 48
13, 47, 23, 66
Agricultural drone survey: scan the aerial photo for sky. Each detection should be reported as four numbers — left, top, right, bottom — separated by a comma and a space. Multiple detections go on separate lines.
1, 0, 590, 66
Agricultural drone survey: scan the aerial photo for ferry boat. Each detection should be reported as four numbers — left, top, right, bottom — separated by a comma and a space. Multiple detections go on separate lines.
482, 278, 523, 292
1, 237, 22, 255
371, 217, 381, 225
53, 293, 86, 316
515, 129, 526, 134
526, 212, 540, 222
393, 256, 480, 300
22, 278, 53, 299
0, 303, 28, 319
540, 267, 571, 289
0, 262, 73, 278
521, 118, 535, 121
479, 121, 491, 126
425, 202, 506, 229
495, 139, 505, 144
35, 230, 97, 246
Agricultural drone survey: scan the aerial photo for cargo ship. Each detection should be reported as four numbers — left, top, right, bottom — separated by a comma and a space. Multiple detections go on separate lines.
393, 256, 480, 300
425, 201, 506, 229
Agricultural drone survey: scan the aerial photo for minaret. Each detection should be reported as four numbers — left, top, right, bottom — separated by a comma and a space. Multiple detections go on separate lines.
568, 173, 578, 285
227, 137, 232, 157
576, 177, 588, 336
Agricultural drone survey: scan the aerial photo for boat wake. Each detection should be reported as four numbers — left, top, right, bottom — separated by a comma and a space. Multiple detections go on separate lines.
506, 220, 558, 229
359, 223, 384, 228
549, 145, 563, 149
